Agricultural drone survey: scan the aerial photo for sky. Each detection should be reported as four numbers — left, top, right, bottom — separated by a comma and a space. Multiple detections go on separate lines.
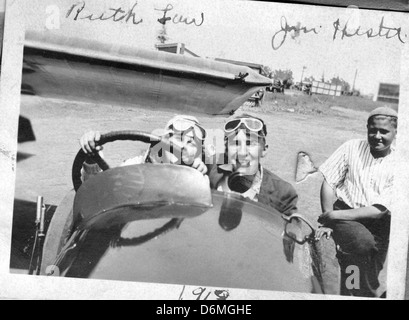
22, 0, 408, 95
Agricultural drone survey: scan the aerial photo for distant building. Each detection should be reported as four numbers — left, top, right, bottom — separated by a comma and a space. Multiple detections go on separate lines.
374, 83, 400, 104
155, 43, 199, 57
311, 80, 343, 97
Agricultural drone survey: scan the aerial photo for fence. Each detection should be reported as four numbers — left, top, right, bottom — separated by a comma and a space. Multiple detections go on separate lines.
311, 81, 342, 96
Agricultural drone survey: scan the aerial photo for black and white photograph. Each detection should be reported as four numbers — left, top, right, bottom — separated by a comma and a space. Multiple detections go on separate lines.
1, 0, 409, 300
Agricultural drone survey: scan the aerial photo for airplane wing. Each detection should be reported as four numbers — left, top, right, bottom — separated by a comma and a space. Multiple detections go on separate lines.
22, 31, 272, 115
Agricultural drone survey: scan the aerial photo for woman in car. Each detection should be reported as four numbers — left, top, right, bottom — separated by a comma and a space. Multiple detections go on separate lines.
79, 115, 208, 180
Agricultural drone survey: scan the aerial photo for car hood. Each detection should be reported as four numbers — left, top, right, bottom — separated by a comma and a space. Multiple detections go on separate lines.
49, 165, 323, 293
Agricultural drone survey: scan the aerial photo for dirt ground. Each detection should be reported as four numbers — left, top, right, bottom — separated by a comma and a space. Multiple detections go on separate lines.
13, 91, 386, 295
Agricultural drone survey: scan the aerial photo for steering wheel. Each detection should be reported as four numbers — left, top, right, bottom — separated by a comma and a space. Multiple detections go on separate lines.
72, 130, 178, 192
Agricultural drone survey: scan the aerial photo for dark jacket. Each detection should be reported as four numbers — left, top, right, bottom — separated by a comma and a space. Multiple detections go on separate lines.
208, 163, 298, 216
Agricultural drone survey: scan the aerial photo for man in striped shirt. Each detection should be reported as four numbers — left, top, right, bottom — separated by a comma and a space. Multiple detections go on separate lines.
316, 106, 397, 297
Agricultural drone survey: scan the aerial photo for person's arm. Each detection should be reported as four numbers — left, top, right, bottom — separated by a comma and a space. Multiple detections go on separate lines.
81, 159, 102, 182
319, 169, 390, 223
319, 141, 350, 214
315, 180, 335, 240
319, 205, 388, 224
79, 131, 103, 182
316, 203, 388, 242
260, 174, 298, 216
281, 185, 299, 216
316, 143, 349, 240
320, 179, 335, 214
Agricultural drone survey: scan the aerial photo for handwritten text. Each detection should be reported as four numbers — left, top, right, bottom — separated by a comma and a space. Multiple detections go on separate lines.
272, 16, 320, 50
179, 286, 230, 300
65, 2, 205, 28
155, 4, 205, 27
333, 16, 406, 43
66, 1, 143, 25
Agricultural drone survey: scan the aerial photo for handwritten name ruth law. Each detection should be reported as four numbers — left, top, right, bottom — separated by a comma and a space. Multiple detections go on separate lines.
272, 16, 407, 50
66, 1, 204, 27
65, 2, 406, 49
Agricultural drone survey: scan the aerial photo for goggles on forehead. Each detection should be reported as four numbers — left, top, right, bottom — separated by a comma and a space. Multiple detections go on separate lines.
224, 118, 265, 135
166, 117, 207, 141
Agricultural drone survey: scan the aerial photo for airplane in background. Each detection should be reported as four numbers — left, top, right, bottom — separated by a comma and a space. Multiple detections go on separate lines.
12, 26, 328, 295
21, 31, 272, 116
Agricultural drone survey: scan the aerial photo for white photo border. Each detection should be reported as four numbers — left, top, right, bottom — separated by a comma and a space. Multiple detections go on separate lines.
1, 0, 408, 300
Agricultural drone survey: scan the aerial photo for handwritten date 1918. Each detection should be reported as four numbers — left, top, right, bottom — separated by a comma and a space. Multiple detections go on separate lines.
179, 286, 230, 300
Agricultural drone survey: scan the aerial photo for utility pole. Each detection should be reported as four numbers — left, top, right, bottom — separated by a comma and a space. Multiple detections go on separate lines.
300, 66, 307, 85
352, 68, 358, 94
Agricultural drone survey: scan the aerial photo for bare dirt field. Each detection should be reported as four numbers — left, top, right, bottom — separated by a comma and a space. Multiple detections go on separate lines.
12, 91, 394, 295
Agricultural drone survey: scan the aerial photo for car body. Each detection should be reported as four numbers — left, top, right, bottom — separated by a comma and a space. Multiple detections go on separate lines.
39, 163, 325, 294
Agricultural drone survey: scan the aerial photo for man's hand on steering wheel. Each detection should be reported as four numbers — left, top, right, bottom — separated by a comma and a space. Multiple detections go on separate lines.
80, 131, 104, 156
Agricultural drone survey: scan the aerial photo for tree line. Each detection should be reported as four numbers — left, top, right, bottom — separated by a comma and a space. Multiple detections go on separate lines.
262, 67, 352, 92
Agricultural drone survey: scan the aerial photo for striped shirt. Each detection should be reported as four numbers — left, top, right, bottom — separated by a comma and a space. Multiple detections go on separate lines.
319, 139, 395, 211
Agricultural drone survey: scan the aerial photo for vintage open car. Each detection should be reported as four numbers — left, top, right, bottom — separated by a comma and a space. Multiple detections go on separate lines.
21, 31, 326, 295
25, 130, 326, 295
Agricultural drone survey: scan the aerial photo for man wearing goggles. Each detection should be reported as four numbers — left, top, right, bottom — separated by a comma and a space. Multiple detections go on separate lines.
223, 117, 267, 136
208, 114, 298, 216
79, 114, 208, 181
